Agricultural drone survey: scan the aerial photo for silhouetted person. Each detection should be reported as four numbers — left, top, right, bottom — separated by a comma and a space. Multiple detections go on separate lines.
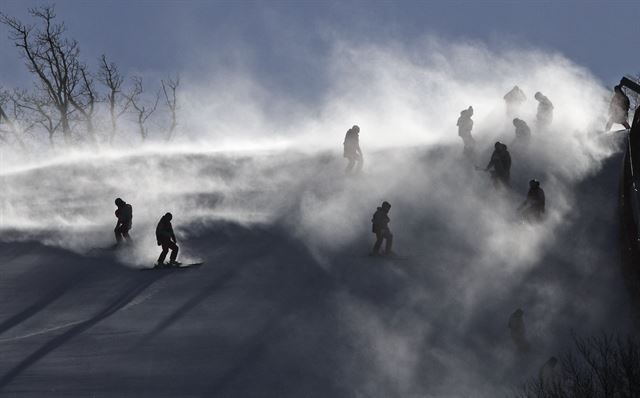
605, 85, 631, 131
512, 118, 531, 147
539, 356, 559, 384
343, 125, 363, 173
114, 198, 132, 244
485, 142, 511, 188
457, 106, 475, 156
534, 92, 554, 129
504, 85, 526, 116
518, 179, 545, 222
156, 212, 180, 267
371, 201, 393, 256
508, 308, 530, 352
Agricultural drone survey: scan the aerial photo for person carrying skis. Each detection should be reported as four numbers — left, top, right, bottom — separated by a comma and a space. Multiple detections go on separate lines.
503, 85, 526, 116
155, 212, 180, 267
371, 201, 393, 256
485, 142, 511, 188
605, 85, 631, 131
512, 118, 531, 147
114, 198, 133, 244
343, 125, 363, 173
456, 106, 475, 156
534, 92, 554, 129
518, 179, 545, 222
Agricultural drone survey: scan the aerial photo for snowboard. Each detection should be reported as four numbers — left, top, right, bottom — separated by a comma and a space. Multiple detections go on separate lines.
143, 262, 204, 271
365, 253, 410, 261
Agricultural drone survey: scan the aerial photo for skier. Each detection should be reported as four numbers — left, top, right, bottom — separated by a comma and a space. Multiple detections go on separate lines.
114, 198, 133, 244
512, 118, 531, 147
485, 142, 511, 188
518, 179, 546, 222
605, 85, 631, 131
503, 85, 527, 116
508, 308, 530, 352
155, 212, 180, 267
456, 106, 475, 156
371, 201, 394, 256
534, 92, 554, 129
343, 125, 363, 173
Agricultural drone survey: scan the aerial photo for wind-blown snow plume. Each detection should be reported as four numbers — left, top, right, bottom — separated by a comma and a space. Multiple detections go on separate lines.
0, 38, 626, 396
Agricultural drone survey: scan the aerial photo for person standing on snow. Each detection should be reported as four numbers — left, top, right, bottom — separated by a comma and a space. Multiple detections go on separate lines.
456, 106, 475, 156
155, 212, 180, 267
605, 85, 631, 131
343, 125, 363, 173
534, 92, 554, 129
503, 85, 527, 116
518, 179, 546, 222
371, 201, 394, 256
485, 142, 511, 188
512, 118, 532, 147
114, 198, 133, 244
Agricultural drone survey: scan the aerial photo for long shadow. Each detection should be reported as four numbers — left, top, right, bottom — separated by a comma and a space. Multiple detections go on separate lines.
139, 248, 261, 343
0, 272, 166, 392
200, 265, 336, 397
0, 273, 86, 336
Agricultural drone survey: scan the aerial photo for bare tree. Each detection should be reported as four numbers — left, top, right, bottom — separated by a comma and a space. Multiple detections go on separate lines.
0, 6, 85, 145
13, 90, 61, 147
516, 333, 640, 398
98, 54, 131, 144
0, 89, 33, 149
126, 77, 159, 141
67, 65, 99, 145
161, 74, 180, 140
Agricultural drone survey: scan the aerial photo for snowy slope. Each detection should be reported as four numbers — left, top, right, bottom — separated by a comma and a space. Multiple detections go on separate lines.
0, 133, 632, 397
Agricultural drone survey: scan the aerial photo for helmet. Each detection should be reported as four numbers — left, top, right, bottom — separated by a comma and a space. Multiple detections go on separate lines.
115, 198, 124, 206
164, 212, 173, 221
494, 141, 502, 149
529, 179, 540, 189
534, 92, 542, 100
352, 125, 360, 133
381, 201, 391, 210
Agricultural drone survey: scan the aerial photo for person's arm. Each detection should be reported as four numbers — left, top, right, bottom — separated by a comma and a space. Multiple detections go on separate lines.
169, 224, 177, 243
485, 157, 494, 171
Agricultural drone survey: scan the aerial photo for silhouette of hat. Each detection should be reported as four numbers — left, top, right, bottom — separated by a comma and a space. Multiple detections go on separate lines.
115, 198, 124, 206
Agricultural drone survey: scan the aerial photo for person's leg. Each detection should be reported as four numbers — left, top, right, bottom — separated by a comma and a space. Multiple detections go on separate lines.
168, 241, 179, 263
122, 225, 131, 242
384, 230, 393, 254
114, 225, 123, 243
372, 232, 383, 254
345, 157, 355, 173
158, 243, 169, 264
355, 154, 364, 173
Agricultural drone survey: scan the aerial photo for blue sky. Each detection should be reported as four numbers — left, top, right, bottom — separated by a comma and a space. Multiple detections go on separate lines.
1, 0, 639, 103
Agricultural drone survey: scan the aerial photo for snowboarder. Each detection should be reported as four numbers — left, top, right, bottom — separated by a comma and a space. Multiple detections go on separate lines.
371, 201, 393, 256
343, 125, 363, 173
508, 308, 530, 352
114, 198, 133, 244
518, 179, 546, 222
456, 106, 475, 156
485, 142, 511, 188
512, 118, 531, 147
155, 212, 180, 267
504, 85, 527, 116
534, 92, 554, 129
605, 85, 631, 131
